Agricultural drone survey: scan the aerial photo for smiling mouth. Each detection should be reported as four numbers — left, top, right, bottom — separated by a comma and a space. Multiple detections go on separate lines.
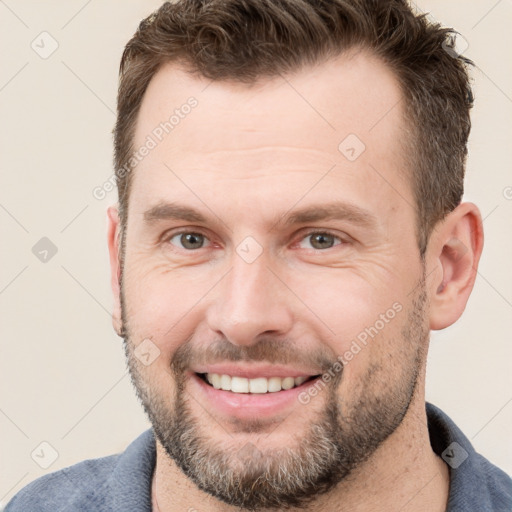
196, 372, 321, 394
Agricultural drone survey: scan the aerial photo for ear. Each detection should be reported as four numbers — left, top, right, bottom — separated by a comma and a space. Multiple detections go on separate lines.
107, 205, 123, 337
427, 202, 484, 330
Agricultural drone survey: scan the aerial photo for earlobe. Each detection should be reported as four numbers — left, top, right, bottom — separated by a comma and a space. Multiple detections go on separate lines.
428, 203, 484, 331
107, 205, 123, 337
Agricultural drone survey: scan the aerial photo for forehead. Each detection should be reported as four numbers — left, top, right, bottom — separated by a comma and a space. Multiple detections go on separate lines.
135, 49, 404, 148
129, 49, 411, 219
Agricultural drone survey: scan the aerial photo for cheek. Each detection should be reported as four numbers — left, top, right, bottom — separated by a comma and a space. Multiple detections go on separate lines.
122, 239, 419, 380
288, 265, 404, 336
122, 260, 215, 355
288, 269, 408, 378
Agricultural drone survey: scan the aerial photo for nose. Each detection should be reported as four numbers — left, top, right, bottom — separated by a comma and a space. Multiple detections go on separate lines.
206, 254, 294, 347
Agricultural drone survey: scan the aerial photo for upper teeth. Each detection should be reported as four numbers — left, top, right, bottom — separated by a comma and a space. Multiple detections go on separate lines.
205, 374, 309, 393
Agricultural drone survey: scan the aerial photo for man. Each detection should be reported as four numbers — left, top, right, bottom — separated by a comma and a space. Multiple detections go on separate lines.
6, 0, 511, 511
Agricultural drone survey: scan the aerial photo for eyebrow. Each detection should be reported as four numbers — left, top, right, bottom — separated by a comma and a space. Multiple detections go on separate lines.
277, 202, 378, 229
143, 202, 207, 224
142, 200, 377, 230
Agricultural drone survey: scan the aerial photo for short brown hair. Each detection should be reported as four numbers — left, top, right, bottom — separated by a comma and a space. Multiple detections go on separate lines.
114, 0, 473, 255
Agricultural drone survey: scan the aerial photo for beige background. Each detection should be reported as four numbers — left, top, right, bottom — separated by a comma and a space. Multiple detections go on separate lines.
1, 0, 511, 507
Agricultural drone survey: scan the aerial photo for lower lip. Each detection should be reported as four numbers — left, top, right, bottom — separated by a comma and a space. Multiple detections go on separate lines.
189, 372, 321, 420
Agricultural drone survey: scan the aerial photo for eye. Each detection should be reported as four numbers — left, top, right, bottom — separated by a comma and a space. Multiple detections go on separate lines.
168, 232, 210, 250
298, 232, 342, 250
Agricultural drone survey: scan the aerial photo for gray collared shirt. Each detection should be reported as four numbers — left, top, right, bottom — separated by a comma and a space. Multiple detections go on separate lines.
4, 402, 512, 511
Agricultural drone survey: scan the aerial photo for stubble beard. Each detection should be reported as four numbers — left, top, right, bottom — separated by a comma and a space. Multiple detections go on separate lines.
120, 275, 428, 511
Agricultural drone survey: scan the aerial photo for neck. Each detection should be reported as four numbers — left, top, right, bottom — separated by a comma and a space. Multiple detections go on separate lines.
152, 386, 449, 512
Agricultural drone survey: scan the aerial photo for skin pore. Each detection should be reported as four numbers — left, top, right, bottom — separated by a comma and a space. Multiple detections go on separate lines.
107, 50, 483, 511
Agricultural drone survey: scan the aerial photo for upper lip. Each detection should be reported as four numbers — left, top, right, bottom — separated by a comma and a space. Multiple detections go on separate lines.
191, 364, 322, 379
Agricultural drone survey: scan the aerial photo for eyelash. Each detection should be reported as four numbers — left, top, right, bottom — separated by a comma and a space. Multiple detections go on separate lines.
162, 229, 346, 252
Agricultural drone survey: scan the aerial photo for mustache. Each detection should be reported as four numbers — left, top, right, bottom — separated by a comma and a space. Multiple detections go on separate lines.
170, 336, 340, 376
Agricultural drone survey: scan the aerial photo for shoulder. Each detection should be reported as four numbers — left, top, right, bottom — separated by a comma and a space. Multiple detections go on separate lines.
3, 454, 119, 512
468, 451, 512, 511
4, 429, 156, 512
426, 402, 512, 512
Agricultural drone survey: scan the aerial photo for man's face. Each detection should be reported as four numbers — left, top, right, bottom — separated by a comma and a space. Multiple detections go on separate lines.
115, 51, 430, 509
